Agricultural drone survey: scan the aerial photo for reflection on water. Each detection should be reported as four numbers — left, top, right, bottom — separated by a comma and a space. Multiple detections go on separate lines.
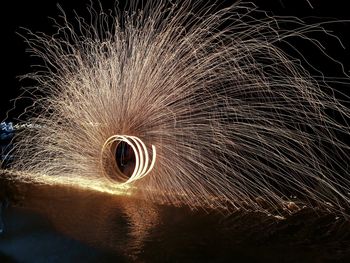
28, 186, 160, 261
1, 180, 350, 262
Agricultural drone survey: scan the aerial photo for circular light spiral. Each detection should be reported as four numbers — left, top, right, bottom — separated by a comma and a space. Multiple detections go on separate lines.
101, 135, 156, 186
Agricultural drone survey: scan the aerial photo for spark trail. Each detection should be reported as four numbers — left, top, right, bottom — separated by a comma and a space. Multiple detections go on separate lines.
2, 0, 350, 216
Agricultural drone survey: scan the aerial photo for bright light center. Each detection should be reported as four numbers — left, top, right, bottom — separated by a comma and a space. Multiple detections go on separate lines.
101, 135, 156, 186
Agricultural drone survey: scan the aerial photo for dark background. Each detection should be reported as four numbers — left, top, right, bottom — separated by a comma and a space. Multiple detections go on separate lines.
1, 0, 350, 121
1, 2, 350, 262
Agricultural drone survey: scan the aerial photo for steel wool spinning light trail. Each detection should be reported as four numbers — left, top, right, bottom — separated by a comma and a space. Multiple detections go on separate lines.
101, 135, 156, 185
3, 0, 350, 216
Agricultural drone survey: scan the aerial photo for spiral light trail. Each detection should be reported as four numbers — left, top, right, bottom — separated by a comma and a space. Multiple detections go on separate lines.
101, 135, 156, 185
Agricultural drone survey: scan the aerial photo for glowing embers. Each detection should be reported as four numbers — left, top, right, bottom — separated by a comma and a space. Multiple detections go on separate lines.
101, 135, 156, 185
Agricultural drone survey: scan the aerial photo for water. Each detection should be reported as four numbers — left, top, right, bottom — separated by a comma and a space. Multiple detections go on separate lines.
0, 181, 350, 262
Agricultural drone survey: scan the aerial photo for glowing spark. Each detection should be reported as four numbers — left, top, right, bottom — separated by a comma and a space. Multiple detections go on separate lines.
3, 170, 133, 195
2, 1, 350, 216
